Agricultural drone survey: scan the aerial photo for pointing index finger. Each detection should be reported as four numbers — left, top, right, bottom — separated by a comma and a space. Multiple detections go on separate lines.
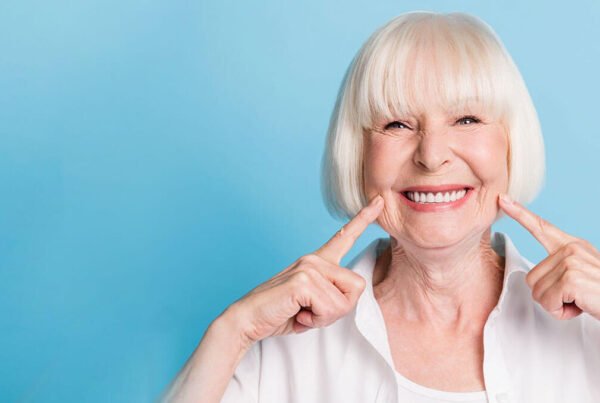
498, 193, 576, 254
315, 195, 384, 264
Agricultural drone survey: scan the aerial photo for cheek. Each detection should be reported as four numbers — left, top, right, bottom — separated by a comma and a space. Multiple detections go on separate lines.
363, 136, 413, 189
462, 133, 509, 186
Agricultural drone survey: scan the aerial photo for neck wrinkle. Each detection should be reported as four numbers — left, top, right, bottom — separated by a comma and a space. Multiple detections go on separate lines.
373, 229, 505, 332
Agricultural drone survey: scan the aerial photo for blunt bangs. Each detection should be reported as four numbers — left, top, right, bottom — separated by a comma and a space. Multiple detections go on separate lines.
354, 13, 512, 131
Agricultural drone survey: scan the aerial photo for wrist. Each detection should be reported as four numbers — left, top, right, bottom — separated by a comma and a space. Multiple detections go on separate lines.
211, 303, 255, 354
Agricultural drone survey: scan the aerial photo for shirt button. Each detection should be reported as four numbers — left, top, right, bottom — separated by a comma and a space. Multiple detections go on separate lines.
496, 392, 510, 403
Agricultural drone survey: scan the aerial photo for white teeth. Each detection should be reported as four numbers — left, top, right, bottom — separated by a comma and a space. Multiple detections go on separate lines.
406, 189, 469, 204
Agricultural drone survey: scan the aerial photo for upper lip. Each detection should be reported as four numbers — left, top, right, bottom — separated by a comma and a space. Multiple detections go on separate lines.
400, 184, 474, 193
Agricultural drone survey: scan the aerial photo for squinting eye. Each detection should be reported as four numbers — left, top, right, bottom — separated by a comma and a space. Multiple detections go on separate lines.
385, 121, 411, 130
457, 115, 481, 125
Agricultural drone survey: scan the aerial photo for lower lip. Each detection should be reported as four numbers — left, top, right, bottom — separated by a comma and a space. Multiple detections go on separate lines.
399, 188, 474, 212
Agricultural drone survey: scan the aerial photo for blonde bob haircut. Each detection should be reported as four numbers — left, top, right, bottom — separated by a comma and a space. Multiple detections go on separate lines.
321, 11, 545, 220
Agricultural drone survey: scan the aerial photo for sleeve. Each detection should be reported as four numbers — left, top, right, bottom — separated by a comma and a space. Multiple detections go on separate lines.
220, 340, 261, 403
582, 313, 600, 400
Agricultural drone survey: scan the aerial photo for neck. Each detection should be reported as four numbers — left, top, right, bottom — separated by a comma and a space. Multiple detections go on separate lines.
372, 228, 505, 334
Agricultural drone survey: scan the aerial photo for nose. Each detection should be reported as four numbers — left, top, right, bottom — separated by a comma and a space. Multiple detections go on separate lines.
413, 129, 452, 172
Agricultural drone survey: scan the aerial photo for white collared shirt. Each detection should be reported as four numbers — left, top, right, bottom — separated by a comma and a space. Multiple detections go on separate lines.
221, 232, 600, 403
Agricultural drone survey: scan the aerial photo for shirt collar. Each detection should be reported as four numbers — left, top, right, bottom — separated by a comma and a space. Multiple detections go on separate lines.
347, 231, 535, 369
490, 231, 536, 312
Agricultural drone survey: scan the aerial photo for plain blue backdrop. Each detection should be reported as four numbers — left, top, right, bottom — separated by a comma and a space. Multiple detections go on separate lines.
1, 1, 599, 401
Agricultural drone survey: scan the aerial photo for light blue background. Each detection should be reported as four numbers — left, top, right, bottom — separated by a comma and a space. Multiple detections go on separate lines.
1, 1, 598, 401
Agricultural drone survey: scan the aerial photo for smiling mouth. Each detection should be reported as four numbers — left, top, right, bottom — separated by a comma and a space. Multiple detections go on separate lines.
401, 187, 473, 204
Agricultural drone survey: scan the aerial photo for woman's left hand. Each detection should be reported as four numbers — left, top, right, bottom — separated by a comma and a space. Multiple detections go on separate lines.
498, 193, 600, 321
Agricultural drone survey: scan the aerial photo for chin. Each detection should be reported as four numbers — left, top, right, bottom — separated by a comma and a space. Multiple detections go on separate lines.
390, 221, 487, 249
412, 229, 470, 249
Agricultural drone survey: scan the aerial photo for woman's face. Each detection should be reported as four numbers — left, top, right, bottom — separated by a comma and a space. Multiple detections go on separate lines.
363, 101, 509, 248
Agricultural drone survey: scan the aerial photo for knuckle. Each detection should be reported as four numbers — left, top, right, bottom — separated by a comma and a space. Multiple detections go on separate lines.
531, 281, 544, 301
535, 215, 546, 232
562, 255, 580, 270
339, 298, 354, 315
299, 253, 319, 267
353, 275, 367, 292
536, 215, 549, 233
531, 286, 542, 302
303, 266, 321, 280
334, 226, 346, 240
315, 299, 347, 326
292, 270, 312, 286
563, 241, 583, 256
525, 272, 534, 288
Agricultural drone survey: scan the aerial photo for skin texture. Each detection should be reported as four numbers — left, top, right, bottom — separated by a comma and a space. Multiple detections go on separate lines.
364, 100, 509, 330
363, 100, 510, 391
498, 194, 600, 322
160, 197, 385, 403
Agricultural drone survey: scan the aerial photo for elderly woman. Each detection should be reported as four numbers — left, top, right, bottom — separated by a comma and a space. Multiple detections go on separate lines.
162, 11, 600, 403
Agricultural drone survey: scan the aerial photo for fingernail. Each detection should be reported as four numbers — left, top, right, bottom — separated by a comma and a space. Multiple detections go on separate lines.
499, 193, 514, 205
373, 195, 384, 207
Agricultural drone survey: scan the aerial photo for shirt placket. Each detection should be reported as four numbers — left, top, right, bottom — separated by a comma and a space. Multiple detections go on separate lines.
483, 309, 513, 403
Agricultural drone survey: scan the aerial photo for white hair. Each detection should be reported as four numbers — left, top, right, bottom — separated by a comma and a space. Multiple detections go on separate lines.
321, 11, 545, 220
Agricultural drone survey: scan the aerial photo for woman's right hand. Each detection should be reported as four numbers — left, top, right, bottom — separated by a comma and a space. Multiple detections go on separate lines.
224, 195, 385, 349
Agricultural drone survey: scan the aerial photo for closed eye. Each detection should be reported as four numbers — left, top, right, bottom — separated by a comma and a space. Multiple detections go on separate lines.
384, 121, 411, 130
456, 115, 481, 125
